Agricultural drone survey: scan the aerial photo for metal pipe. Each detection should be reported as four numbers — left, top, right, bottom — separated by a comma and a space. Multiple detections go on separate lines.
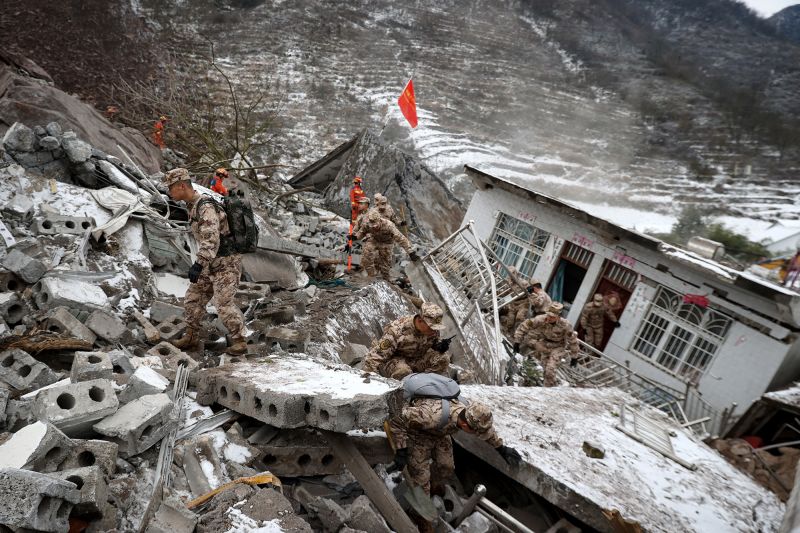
477, 496, 536, 533
452, 484, 486, 527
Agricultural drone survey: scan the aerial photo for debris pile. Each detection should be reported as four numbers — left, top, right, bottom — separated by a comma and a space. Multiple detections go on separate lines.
710, 438, 799, 501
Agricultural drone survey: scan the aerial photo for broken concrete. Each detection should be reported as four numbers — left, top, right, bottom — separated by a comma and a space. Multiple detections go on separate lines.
118, 366, 170, 404
108, 349, 135, 385
0, 348, 60, 392
35, 379, 119, 436
70, 351, 114, 383
46, 306, 97, 344
147, 342, 198, 380
85, 308, 127, 343
347, 495, 391, 533
33, 277, 109, 312
259, 327, 310, 353
0, 421, 74, 472
31, 214, 94, 235
0, 292, 26, 326
196, 358, 398, 432
235, 281, 271, 308
49, 465, 108, 515
146, 493, 198, 533
93, 393, 174, 457
155, 315, 187, 343
149, 300, 184, 323
0, 467, 80, 532
1, 246, 48, 283
58, 439, 118, 477
456, 512, 496, 533
133, 310, 161, 343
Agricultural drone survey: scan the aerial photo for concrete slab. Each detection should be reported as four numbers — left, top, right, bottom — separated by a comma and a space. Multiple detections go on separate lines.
70, 351, 113, 382
456, 385, 784, 533
46, 306, 97, 344
34, 379, 119, 437
93, 393, 174, 458
195, 357, 399, 432
33, 277, 109, 312
0, 467, 80, 532
49, 465, 108, 515
0, 348, 60, 393
0, 420, 74, 472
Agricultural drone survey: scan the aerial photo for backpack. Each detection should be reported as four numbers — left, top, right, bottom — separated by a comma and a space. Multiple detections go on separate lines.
195, 194, 259, 256
402, 373, 461, 429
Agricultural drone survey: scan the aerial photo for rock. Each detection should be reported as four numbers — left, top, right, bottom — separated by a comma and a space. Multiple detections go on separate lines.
60, 132, 92, 163
38, 135, 61, 151
45, 122, 62, 137
2, 122, 35, 152
582, 441, 605, 459
455, 512, 496, 533
347, 495, 391, 533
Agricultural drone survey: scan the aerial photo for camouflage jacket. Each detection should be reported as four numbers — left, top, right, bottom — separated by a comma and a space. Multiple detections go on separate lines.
526, 290, 552, 316
391, 398, 503, 449
354, 210, 411, 250
376, 204, 402, 226
514, 315, 578, 354
580, 302, 617, 329
363, 316, 438, 372
187, 195, 231, 266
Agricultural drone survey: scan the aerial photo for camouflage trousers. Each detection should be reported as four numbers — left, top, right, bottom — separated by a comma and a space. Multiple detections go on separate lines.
407, 433, 455, 495
533, 342, 566, 387
361, 240, 394, 279
184, 254, 245, 338
380, 351, 450, 380
584, 326, 603, 349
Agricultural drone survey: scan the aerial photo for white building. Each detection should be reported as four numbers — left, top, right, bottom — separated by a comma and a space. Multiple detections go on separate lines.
463, 165, 800, 420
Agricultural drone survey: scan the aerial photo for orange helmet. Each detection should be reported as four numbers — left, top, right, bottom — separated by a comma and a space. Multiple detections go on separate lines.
353, 176, 362, 184
215, 167, 229, 178
159, 115, 168, 121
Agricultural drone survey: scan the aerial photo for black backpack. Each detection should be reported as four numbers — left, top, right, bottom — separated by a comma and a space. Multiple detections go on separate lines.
196, 194, 259, 256
402, 373, 461, 429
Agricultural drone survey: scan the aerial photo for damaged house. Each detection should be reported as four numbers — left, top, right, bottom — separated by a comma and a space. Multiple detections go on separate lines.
453, 165, 800, 434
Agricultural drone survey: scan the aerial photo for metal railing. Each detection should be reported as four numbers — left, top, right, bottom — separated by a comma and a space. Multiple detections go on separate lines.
560, 341, 727, 437
422, 221, 522, 384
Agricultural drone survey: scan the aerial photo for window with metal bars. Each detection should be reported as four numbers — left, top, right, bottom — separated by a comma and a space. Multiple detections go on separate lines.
630, 286, 731, 381
488, 213, 550, 278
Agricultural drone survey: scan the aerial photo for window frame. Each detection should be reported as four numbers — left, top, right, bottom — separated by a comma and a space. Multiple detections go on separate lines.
488, 212, 550, 279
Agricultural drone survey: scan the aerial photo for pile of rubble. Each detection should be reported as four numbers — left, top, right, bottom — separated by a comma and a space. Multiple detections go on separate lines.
710, 438, 799, 502
0, 121, 495, 533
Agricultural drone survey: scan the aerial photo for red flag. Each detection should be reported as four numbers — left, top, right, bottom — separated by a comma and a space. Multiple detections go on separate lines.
683, 294, 709, 308
397, 79, 418, 128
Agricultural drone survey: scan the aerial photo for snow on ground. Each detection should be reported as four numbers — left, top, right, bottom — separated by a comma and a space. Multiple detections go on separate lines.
227, 357, 397, 400
460, 385, 784, 532
224, 508, 284, 533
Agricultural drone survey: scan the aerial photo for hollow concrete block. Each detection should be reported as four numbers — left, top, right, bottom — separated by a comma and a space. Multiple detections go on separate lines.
0, 420, 74, 472
261, 327, 309, 353
0, 292, 26, 327
118, 367, 170, 404
0, 467, 80, 532
46, 306, 97, 344
1, 247, 47, 283
0, 348, 60, 392
85, 309, 127, 343
71, 351, 113, 383
48, 465, 108, 515
33, 277, 109, 312
35, 379, 119, 437
147, 342, 197, 381
58, 439, 118, 477
31, 214, 94, 236
0, 270, 24, 293
93, 393, 174, 458
154, 315, 186, 342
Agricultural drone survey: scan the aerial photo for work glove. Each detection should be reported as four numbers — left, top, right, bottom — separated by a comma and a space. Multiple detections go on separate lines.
570, 357, 578, 367
343, 243, 352, 253
613, 321, 621, 329
513, 342, 521, 353
409, 251, 420, 262
393, 448, 410, 471
188, 262, 203, 284
497, 445, 522, 468
432, 337, 452, 354
350, 234, 359, 241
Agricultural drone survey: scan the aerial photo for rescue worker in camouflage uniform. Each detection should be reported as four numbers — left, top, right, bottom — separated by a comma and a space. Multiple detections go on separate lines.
353, 208, 418, 279
580, 293, 620, 349
363, 303, 450, 379
513, 302, 578, 387
373, 193, 405, 228
389, 399, 521, 497
163, 168, 247, 354
514, 279, 552, 324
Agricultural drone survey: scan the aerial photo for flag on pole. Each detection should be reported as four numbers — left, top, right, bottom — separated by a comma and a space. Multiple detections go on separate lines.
397, 79, 418, 128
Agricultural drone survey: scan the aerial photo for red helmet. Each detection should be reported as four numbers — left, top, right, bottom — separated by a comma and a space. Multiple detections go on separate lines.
353, 176, 362, 183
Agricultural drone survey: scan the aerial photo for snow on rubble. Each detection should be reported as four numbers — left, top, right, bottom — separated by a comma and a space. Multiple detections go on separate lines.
459, 385, 784, 532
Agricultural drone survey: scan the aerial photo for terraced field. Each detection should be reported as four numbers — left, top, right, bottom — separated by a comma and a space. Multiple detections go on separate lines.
139, 0, 800, 232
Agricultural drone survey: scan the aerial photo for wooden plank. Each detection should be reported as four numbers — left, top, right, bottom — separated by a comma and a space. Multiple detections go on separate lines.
322, 430, 417, 533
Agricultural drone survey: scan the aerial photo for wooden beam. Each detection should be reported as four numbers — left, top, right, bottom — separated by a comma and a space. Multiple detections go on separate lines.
322, 430, 417, 533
